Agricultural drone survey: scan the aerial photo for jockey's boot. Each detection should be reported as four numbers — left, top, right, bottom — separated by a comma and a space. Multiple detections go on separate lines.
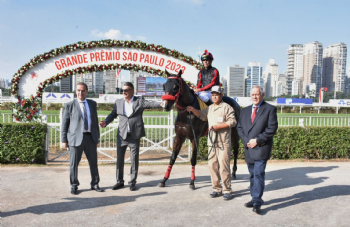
205, 100, 213, 106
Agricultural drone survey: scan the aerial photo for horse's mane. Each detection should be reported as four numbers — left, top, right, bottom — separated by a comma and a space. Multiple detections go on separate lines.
180, 77, 195, 95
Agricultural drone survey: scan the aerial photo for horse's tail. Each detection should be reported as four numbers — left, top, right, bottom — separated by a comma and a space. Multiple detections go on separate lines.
222, 96, 241, 122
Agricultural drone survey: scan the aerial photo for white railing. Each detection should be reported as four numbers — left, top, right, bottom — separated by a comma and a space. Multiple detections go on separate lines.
46, 110, 192, 163
1, 113, 13, 123
2, 112, 350, 127
278, 116, 350, 127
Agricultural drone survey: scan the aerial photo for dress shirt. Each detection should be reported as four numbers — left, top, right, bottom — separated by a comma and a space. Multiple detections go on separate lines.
78, 99, 91, 132
123, 96, 134, 132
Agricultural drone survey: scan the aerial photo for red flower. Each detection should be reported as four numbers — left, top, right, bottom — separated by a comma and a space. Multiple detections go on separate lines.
21, 100, 26, 106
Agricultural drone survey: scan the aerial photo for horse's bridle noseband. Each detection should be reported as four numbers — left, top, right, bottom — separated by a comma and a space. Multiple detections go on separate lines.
161, 76, 186, 110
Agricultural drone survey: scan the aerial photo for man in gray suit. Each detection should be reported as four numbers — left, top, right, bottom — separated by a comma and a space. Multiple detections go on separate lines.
100, 82, 162, 191
61, 82, 103, 195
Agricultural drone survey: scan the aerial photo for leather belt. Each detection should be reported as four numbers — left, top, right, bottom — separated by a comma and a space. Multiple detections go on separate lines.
83, 132, 91, 135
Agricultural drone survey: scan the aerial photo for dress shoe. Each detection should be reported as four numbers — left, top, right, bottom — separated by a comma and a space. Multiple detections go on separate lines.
130, 183, 136, 191
244, 201, 254, 208
253, 205, 261, 214
71, 187, 78, 195
91, 185, 104, 192
112, 182, 124, 190
210, 191, 222, 198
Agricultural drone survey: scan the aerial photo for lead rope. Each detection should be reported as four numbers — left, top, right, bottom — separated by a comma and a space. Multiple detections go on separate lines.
188, 112, 217, 160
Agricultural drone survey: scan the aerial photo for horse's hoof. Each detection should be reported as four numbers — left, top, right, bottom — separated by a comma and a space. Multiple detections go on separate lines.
158, 182, 165, 187
232, 174, 236, 180
189, 184, 195, 190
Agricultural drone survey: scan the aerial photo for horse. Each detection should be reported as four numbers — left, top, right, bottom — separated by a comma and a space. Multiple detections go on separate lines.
158, 69, 241, 189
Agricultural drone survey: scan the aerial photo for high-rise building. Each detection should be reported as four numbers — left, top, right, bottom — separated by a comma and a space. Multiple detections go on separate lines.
71, 72, 104, 93
0, 78, 5, 88
287, 44, 304, 96
130, 71, 139, 93
322, 42, 347, 93
303, 41, 323, 96
277, 74, 288, 96
83, 73, 94, 91
245, 62, 263, 97
264, 59, 279, 97
221, 77, 227, 95
227, 65, 245, 97
346, 67, 350, 93
93, 71, 104, 94
60, 76, 72, 92
104, 70, 118, 94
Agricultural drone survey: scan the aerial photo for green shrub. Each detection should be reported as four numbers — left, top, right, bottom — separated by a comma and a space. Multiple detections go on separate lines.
197, 126, 350, 160
0, 123, 47, 164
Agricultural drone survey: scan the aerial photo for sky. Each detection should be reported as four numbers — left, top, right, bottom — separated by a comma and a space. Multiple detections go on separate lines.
1, 0, 349, 82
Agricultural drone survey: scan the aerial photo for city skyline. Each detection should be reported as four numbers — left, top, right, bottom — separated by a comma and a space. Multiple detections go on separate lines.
1, 0, 349, 82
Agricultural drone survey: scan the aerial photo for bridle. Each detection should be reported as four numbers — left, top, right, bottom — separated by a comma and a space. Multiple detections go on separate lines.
161, 76, 186, 110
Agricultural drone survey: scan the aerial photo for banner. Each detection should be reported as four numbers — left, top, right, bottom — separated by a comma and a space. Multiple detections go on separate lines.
99, 94, 124, 103
137, 77, 166, 96
18, 48, 199, 97
328, 99, 350, 106
232, 97, 252, 107
277, 98, 313, 105
42, 92, 74, 103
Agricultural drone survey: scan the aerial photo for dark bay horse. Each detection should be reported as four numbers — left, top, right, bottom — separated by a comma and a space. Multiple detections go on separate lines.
159, 69, 241, 189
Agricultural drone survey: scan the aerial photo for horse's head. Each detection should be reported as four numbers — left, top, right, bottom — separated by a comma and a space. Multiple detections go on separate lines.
161, 69, 183, 111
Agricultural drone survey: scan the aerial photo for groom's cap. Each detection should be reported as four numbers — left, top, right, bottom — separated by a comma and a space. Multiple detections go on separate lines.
210, 85, 223, 93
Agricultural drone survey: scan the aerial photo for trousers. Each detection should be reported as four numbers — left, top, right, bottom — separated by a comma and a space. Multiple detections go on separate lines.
196, 91, 212, 102
208, 146, 232, 194
247, 159, 268, 206
116, 134, 140, 184
69, 133, 99, 188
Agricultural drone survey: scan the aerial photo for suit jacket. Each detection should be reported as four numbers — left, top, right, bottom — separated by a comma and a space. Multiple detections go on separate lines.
61, 99, 100, 146
237, 101, 278, 164
104, 96, 161, 140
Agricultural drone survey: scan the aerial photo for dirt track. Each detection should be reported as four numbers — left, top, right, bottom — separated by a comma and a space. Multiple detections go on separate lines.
2, 162, 350, 227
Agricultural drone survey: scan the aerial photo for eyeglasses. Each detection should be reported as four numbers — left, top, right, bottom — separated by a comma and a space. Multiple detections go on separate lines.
121, 89, 131, 93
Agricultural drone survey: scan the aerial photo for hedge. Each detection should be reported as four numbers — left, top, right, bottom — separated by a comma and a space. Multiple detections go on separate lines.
197, 126, 350, 160
0, 123, 47, 164
1, 124, 349, 164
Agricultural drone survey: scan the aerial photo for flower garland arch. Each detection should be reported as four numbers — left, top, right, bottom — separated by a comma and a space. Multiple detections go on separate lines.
11, 40, 202, 122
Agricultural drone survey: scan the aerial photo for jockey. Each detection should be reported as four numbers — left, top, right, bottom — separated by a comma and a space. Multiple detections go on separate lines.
194, 50, 220, 105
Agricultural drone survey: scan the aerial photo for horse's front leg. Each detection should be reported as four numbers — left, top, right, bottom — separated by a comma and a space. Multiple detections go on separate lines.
158, 136, 186, 187
189, 138, 199, 190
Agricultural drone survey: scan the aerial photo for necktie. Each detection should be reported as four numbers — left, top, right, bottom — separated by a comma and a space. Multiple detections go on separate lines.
81, 102, 88, 131
251, 107, 258, 123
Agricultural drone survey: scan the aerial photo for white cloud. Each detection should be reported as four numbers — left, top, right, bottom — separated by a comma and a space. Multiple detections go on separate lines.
91, 29, 146, 41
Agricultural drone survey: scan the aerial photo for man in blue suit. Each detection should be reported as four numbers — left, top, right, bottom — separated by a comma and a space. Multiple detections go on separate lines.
237, 86, 278, 214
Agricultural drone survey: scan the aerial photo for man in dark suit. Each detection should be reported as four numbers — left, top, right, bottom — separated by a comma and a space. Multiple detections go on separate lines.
61, 82, 103, 195
237, 86, 278, 214
99, 82, 162, 191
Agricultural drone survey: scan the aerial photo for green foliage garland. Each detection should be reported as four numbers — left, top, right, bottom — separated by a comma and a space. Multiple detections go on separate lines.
10, 40, 203, 122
